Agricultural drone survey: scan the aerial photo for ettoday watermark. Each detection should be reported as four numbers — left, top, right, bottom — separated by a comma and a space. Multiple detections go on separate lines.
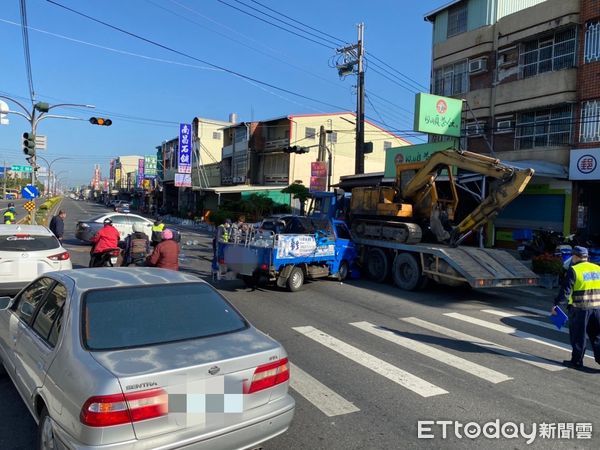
417, 420, 592, 444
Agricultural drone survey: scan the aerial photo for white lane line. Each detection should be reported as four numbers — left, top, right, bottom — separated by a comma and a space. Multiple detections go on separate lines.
481, 309, 568, 335
292, 326, 447, 398
289, 363, 359, 417
516, 306, 553, 316
444, 312, 593, 360
401, 317, 564, 371
350, 321, 512, 384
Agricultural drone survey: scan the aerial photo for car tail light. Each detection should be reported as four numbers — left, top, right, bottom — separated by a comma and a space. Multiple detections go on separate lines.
219, 258, 225, 264
80, 388, 167, 427
260, 263, 268, 271
48, 251, 70, 261
245, 358, 289, 394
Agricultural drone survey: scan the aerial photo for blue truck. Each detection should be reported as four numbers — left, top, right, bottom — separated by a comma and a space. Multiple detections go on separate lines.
217, 216, 356, 291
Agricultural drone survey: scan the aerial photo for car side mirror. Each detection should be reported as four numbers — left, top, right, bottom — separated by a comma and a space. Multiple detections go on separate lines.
0, 296, 14, 310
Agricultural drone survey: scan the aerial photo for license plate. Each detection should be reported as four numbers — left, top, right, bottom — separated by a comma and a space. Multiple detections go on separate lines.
517, 246, 525, 251
110, 257, 118, 265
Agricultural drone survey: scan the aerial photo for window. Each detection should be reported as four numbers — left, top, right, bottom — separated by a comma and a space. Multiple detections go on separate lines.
327, 132, 337, 144
212, 131, 222, 140
516, 105, 573, 149
14, 278, 54, 324
32, 283, 66, 346
520, 27, 576, 78
0, 234, 59, 252
585, 22, 600, 63
447, 2, 467, 38
83, 283, 248, 350
580, 100, 600, 143
465, 121, 484, 136
433, 60, 468, 96
383, 141, 392, 150
109, 215, 129, 224
305, 127, 317, 140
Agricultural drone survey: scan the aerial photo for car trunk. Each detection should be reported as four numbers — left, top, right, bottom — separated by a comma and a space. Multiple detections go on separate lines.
89, 327, 284, 441
0, 249, 64, 283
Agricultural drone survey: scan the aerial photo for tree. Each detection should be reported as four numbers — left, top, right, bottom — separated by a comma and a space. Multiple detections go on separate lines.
243, 193, 275, 219
282, 183, 311, 215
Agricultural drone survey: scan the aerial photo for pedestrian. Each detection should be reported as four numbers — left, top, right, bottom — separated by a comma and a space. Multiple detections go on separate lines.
147, 228, 180, 270
552, 246, 600, 369
89, 218, 121, 267
151, 217, 165, 247
3, 203, 16, 224
49, 210, 66, 240
122, 223, 150, 266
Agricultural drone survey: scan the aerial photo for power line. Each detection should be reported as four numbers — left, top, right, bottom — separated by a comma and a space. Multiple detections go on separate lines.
366, 52, 428, 91
19, 0, 35, 101
215, 0, 335, 49
46, 0, 350, 113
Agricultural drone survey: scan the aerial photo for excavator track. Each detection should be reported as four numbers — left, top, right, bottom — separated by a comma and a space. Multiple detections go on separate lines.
351, 219, 422, 244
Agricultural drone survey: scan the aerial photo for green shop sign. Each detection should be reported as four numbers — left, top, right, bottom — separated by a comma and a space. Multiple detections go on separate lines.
384, 141, 458, 178
414, 93, 463, 137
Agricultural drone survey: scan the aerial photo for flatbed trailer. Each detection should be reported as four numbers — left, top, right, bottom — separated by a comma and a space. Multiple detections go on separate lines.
353, 236, 538, 290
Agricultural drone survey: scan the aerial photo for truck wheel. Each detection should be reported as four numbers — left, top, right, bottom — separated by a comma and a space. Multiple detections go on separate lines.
337, 261, 349, 281
242, 275, 255, 288
366, 248, 389, 283
287, 267, 304, 292
392, 253, 423, 291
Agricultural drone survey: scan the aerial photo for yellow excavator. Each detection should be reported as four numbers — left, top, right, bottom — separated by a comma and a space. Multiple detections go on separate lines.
349, 149, 535, 247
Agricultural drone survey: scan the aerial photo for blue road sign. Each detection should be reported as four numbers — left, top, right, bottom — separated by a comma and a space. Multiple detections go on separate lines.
21, 184, 39, 199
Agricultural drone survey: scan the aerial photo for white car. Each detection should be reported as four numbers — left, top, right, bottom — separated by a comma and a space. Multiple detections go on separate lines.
0, 225, 73, 294
75, 213, 154, 243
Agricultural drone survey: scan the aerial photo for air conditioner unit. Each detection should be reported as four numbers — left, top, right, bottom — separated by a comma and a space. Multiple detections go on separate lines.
466, 123, 483, 136
468, 58, 488, 74
496, 120, 513, 133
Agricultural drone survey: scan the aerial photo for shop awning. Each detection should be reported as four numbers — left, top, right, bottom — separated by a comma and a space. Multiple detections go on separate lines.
193, 185, 287, 194
507, 160, 568, 179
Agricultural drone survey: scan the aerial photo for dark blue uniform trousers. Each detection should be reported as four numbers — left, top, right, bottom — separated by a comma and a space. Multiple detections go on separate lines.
568, 308, 600, 365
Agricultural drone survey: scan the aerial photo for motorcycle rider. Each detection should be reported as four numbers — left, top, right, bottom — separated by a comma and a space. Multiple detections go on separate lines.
122, 223, 150, 266
147, 228, 180, 271
89, 218, 120, 267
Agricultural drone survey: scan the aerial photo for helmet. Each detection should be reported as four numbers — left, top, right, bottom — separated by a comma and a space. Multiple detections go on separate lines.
132, 223, 145, 233
8, 202, 14, 208
103, 218, 113, 225
162, 229, 174, 240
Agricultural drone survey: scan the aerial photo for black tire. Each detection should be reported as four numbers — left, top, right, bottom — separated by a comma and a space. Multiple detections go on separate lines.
337, 260, 349, 281
392, 253, 423, 291
287, 267, 304, 292
242, 275, 255, 288
366, 248, 389, 283
38, 407, 56, 450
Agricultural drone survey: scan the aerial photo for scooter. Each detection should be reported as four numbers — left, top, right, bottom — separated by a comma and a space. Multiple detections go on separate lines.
89, 248, 122, 267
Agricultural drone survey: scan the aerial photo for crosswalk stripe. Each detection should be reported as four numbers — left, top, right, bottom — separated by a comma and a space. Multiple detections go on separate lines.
289, 363, 359, 417
350, 321, 512, 384
444, 312, 593, 360
402, 317, 564, 371
481, 309, 568, 334
292, 326, 448, 398
516, 306, 553, 316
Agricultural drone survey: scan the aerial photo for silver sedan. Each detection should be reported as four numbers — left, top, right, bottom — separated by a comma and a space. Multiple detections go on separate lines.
0, 268, 294, 449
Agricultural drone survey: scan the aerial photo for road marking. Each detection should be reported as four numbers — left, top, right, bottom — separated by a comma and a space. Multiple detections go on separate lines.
350, 321, 512, 384
444, 312, 593, 359
401, 317, 564, 371
481, 309, 568, 335
292, 326, 447, 398
289, 363, 359, 417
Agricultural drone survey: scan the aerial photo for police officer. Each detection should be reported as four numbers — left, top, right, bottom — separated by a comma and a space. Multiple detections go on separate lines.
3, 203, 16, 224
151, 218, 165, 247
212, 218, 231, 258
552, 246, 600, 369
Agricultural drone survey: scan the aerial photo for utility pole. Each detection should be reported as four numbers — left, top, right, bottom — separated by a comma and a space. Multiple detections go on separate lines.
334, 23, 365, 175
2, 160, 6, 199
355, 23, 365, 175
318, 125, 326, 162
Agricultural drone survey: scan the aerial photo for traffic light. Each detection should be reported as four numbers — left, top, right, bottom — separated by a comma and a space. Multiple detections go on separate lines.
22, 132, 35, 156
284, 146, 309, 154
89, 117, 113, 126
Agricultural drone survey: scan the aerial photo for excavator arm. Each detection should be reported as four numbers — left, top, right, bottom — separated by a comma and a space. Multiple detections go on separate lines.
400, 150, 534, 246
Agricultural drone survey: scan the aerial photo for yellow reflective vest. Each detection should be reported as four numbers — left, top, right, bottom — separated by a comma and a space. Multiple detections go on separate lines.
152, 223, 165, 232
3, 210, 15, 224
569, 261, 600, 309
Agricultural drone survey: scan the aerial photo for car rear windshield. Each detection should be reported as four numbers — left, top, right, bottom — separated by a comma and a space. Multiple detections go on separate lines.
0, 234, 60, 251
83, 283, 248, 350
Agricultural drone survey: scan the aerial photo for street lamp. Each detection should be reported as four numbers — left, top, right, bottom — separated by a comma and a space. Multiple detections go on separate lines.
52, 170, 68, 197
35, 156, 72, 196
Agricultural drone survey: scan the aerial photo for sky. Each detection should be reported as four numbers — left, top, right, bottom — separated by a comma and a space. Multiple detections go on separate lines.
0, 0, 442, 186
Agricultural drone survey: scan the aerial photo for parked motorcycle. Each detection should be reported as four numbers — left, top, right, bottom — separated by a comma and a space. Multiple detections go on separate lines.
517, 228, 563, 260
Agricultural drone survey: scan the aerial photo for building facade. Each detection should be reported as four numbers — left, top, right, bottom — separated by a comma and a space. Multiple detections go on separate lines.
425, 0, 600, 245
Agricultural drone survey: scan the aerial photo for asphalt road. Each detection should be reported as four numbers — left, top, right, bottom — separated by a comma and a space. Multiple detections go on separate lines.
1, 198, 599, 449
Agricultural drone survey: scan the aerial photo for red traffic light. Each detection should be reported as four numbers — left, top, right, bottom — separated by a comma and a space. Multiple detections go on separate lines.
89, 117, 113, 126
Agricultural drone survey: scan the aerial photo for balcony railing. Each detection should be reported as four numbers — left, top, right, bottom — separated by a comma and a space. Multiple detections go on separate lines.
263, 137, 290, 151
